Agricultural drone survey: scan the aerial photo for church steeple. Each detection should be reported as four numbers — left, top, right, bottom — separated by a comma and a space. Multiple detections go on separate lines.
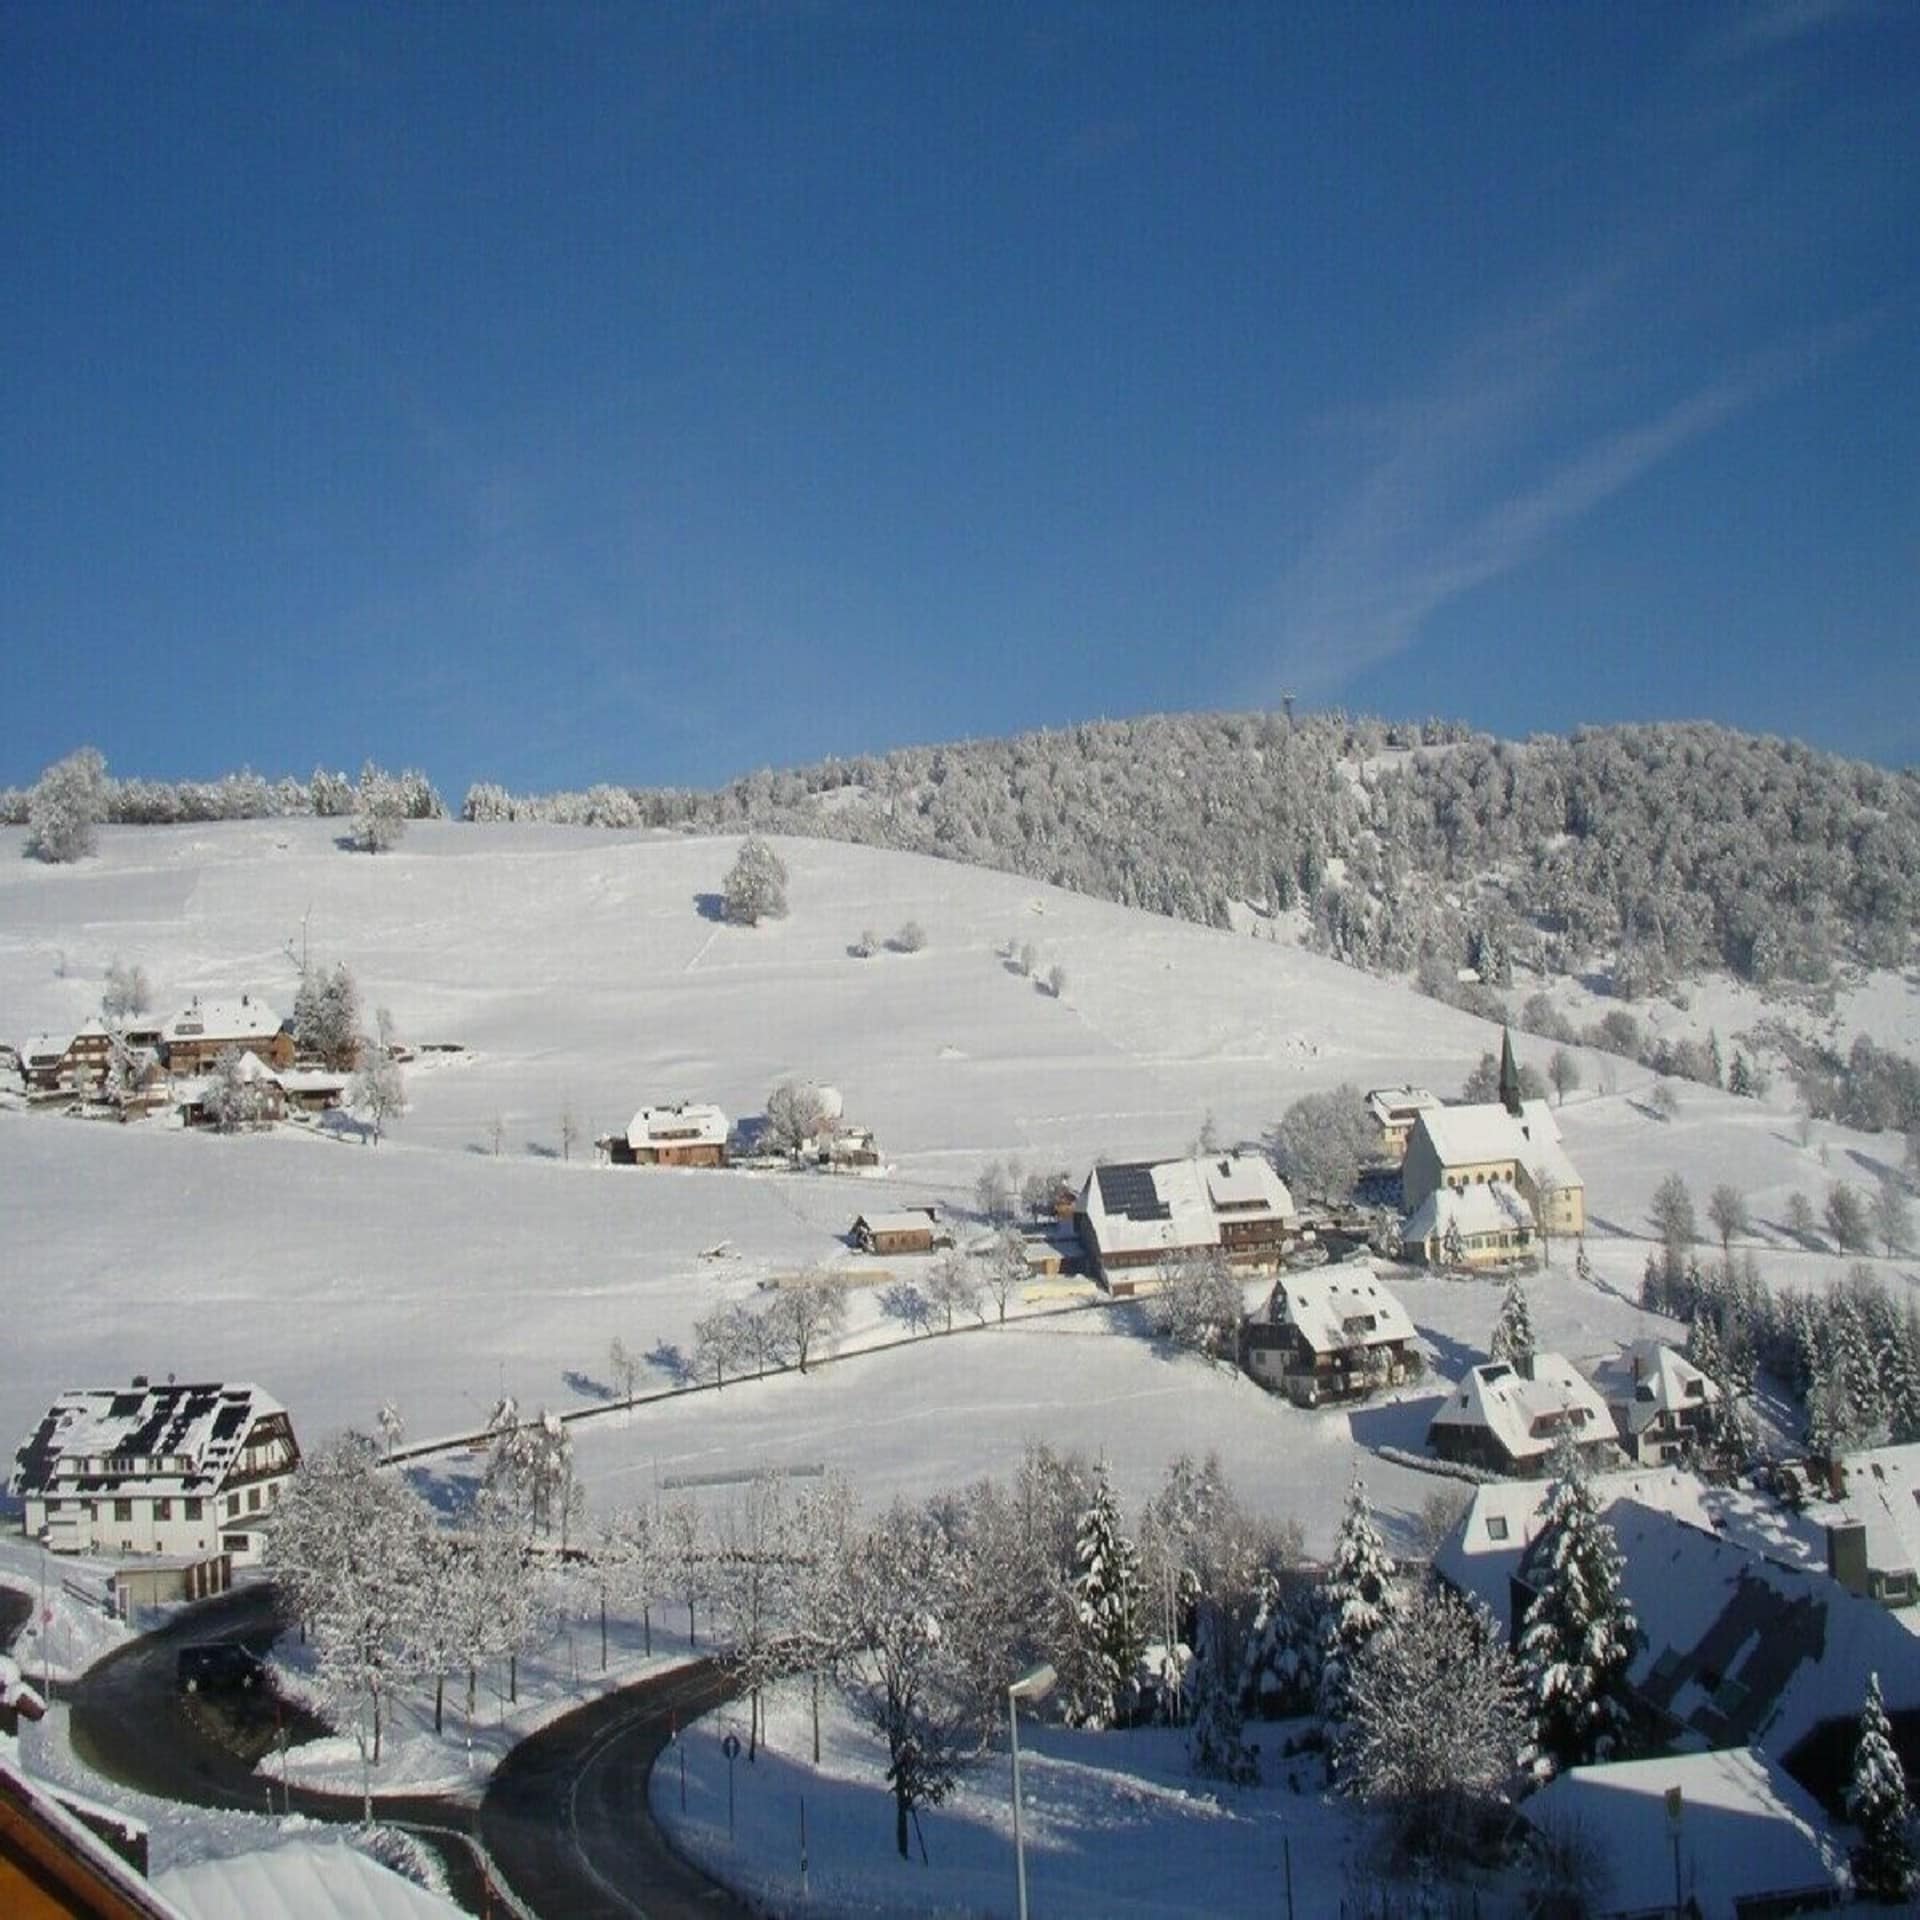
1498, 1026, 1523, 1117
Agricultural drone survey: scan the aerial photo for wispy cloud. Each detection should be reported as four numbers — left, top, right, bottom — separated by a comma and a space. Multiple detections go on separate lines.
1237, 5, 1883, 703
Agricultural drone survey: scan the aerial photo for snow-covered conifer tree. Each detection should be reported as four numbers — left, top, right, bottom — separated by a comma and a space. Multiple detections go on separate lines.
1847, 1671, 1916, 1902
1517, 1444, 1639, 1779
1490, 1274, 1536, 1374
1069, 1467, 1145, 1728
1240, 1565, 1319, 1719
1186, 1601, 1258, 1784
1316, 1478, 1400, 1732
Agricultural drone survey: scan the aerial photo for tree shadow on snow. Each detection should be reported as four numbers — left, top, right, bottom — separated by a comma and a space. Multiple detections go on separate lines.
564, 1370, 614, 1402
525, 1141, 560, 1160
648, 1340, 693, 1386
692, 892, 726, 923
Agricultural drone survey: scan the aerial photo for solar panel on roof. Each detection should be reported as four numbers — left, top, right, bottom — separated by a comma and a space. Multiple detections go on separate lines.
211, 1404, 247, 1441
1096, 1163, 1168, 1221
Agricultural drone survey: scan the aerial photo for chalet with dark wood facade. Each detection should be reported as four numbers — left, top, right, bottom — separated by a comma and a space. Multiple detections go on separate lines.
158, 997, 294, 1076
1242, 1258, 1418, 1406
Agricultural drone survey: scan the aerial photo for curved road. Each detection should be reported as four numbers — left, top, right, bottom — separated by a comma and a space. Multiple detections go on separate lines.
480, 1659, 748, 1919
62, 1584, 747, 1920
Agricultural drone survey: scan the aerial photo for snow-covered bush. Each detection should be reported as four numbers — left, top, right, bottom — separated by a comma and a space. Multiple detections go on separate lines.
26, 747, 108, 863
722, 835, 788, 924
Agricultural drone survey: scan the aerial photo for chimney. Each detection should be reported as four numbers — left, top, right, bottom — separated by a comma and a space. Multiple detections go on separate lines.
131, 1374, 149, 1390
1827, 1520, 1870, 1598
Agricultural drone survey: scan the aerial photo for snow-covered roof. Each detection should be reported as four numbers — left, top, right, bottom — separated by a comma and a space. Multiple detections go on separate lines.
157, 1837, 468, 1919
1262, 1259, 1415, 1356
161, 995, 283, 1045
1411, 1098, 1582, 1191
278, 1068, 351, 1094
855, 1209, 942, 1236
1804, 1442, 1920, 1587
222, 1050, 282, 1086
20, 1030, 72, 1065
1079, 1153, 1293, 1258
1364, 1085, 1441, 1127
1403, 1178, 1535, 1245
1435, 1467, 1717, 1628
1521, 1748, 1840, 1920
10, 1380, 287, 1499
1554, 1498, 1920, 1758
1427, 1353, 1613, 1465
1587, 1340, 1720, 1438
625, 1101, 728, 1149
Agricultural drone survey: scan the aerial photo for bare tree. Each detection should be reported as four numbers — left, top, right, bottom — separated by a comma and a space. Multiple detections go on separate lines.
1548, 1049, 1580, 1106
560, 1100, 581, 1163
350, 1045, 408, 1144
925, 1251, 980, 1333
1707, 1185, 1749, 1265
980, 1228, 1029, 1324
769, 1272, 848, 1373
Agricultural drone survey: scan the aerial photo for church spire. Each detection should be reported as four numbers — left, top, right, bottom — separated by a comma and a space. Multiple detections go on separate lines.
1498, 1026, 1523, 1117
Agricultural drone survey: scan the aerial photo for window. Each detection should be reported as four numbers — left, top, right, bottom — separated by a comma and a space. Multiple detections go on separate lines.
184, 1498, 202, 1521
155, 1499, 172, 1521
222, 1533, 250, 1554
113, 1499, 133, 1523
247, 1487, 261, 1513
1486, 1515, 1510, 1542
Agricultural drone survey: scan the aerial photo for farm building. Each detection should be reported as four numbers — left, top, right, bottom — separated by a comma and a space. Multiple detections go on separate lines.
852, 1208, 952, 1256
1075, 1153, 1295, 1293
603, 1102, 730, 1167
1241, 1257, 1418, 1406
158, 996, 294, 1076
9, 1378, 300, 1565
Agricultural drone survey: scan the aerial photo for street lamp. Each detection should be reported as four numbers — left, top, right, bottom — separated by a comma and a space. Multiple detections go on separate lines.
1009, 1663, 1057, 1920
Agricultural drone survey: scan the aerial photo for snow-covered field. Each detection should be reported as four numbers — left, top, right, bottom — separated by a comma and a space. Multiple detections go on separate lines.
655, 1678, 1369, 1920
2, 815, 1916, 1560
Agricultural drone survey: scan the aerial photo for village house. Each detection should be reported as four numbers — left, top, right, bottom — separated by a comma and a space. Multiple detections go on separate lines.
1797, 1443, 1920, 1614
602, 1101, 730, 1167
821, 1125, 882, 1171
276, 1067, 350, 1115
1588, 1338, 1721, 1465
1363, 1085, 1442, 1164
158, 996, 294, 1076
18, 1033, 73, 1094
1075, 1152, 1296, 1294
1520, 1498, 1920, 1800
1426, 1353, 1617, 1476
851, 1207, 952, 1256
1402, 1054, 1584, 1258
1240, 1257, 1418, 1407
63, 1018, 118, 1091
9, 1379, 300, 1566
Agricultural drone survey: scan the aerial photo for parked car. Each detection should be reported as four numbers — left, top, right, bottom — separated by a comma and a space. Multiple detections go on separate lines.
177, 1644, 263, 1695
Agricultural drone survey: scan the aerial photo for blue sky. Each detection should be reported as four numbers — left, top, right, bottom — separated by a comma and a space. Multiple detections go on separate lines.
3, 1, 1915, 796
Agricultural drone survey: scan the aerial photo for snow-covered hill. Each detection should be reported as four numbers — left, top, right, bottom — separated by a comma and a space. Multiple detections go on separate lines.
1, 819, 1912, 1550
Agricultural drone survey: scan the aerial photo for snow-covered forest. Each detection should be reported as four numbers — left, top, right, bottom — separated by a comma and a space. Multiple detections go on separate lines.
13, 718, 1917, 1002
457, 717, 1920, 990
